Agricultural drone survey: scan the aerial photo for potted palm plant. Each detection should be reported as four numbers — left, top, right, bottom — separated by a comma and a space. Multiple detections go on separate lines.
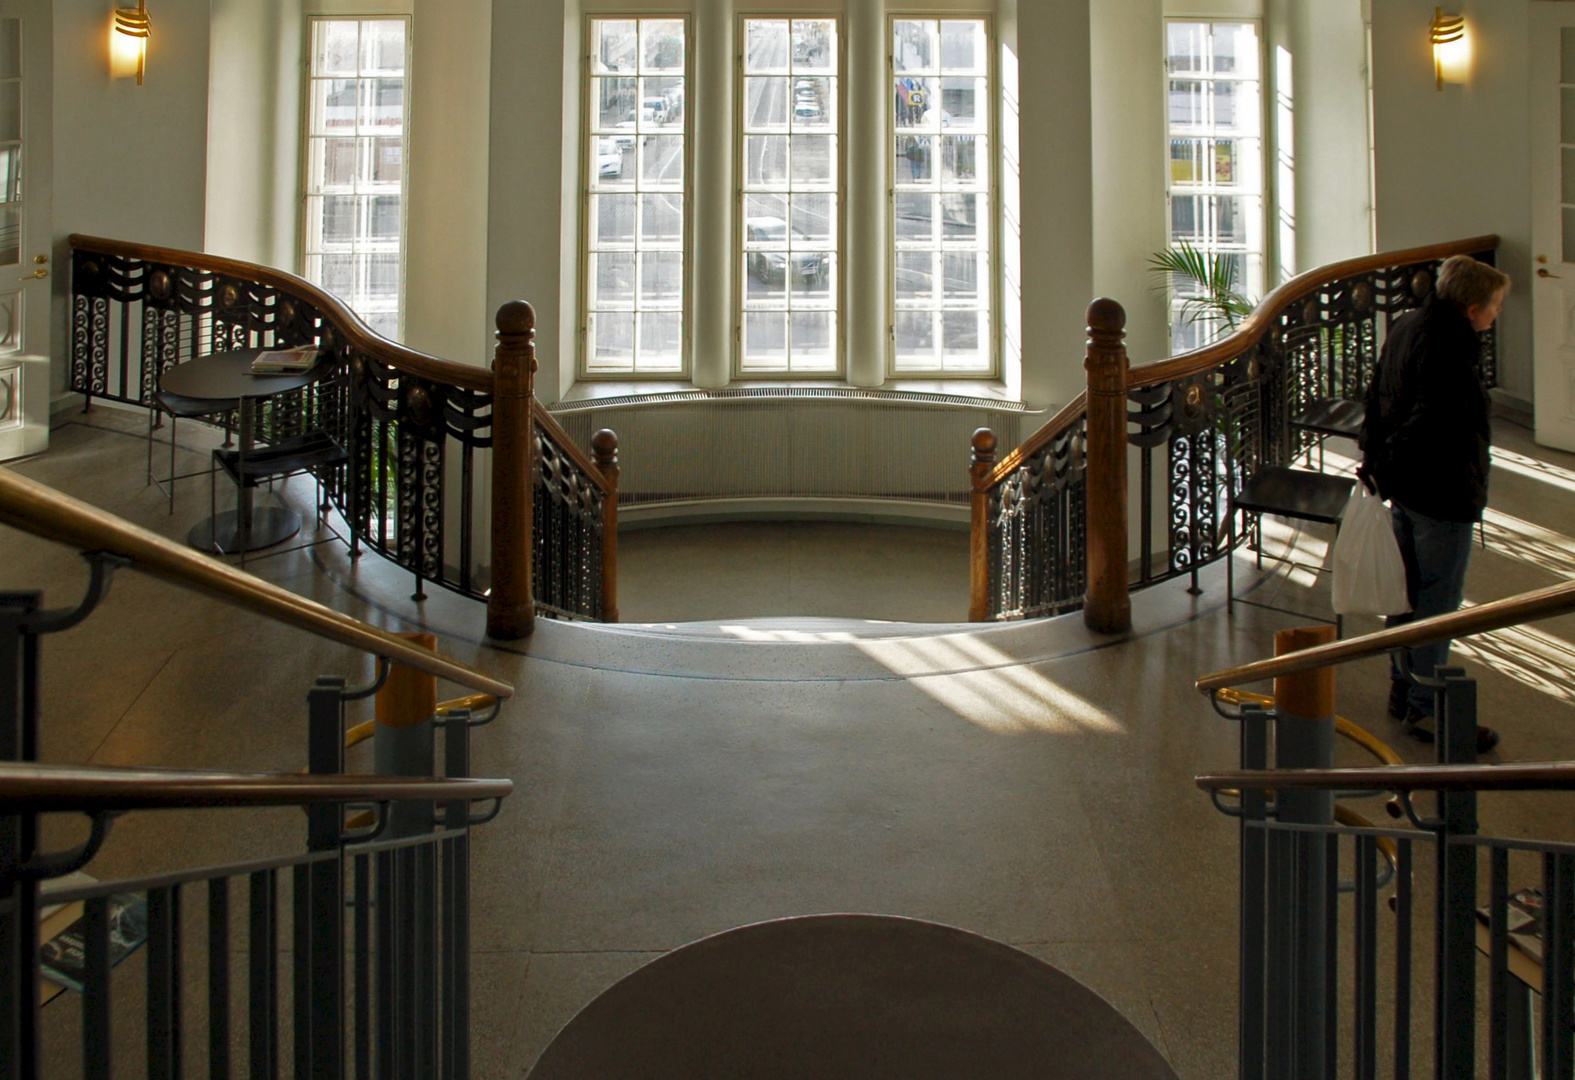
1147, 242, 1256, 345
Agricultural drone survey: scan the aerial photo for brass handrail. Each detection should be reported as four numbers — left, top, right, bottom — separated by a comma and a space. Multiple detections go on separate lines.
69, 234, 493, 394
0, 761, 512, 813
1195, 577, 1575, 694
977, 234, 1499, 495
1197, 761, 1575, 794
1215, 688, 1405, 767
0, 467, 514, 698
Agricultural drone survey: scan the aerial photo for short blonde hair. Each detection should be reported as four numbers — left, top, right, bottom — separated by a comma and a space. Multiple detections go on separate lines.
1437, 254, 1510, 309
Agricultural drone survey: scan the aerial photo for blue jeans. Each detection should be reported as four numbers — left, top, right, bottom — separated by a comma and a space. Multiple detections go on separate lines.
1386, 501, 1475, 713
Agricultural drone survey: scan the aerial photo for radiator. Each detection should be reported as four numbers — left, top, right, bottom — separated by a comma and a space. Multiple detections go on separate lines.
548, 388, 1042, 507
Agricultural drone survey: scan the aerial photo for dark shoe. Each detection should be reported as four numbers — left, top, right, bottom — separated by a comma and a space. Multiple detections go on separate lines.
1401, 706, 1499, 754
1388, 681, 1409, 720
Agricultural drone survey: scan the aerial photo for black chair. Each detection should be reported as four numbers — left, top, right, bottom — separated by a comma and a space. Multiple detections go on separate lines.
145, 389, 225, 515
209, 398, 349, 566
1289, 397, 1365, 470
1228, 465, 1355, 635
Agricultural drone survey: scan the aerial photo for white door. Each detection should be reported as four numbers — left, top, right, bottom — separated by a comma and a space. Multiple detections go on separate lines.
0, 0, 49, 462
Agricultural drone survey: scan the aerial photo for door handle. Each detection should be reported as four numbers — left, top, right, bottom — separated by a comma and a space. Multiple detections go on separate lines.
1539, 268, 1563, 279
18, 268, 44, 281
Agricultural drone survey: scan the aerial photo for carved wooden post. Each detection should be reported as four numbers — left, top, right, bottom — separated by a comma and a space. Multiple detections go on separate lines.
592, 428, 620, 624
487, 301, 536, 640
1083, 298, 1131, 634
968, 427, 996, 622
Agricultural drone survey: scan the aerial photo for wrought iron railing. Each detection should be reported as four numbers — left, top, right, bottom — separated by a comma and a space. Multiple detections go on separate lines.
970, 235, 1501, 624
67, 236, 619, 634
533, 403, 619, 622
0, 467, 515, 1079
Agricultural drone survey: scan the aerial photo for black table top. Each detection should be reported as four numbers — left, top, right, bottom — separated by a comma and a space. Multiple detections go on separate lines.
1235, 466, 1356, 525
158, 348, 326, 406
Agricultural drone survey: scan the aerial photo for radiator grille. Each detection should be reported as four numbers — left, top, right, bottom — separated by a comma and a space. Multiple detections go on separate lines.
549, 390, 1041, 506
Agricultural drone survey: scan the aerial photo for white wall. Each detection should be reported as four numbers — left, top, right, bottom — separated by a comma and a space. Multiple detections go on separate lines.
403, 0, 493, 366
1283, 0, 1372, 271
205, 0, 302, 269
52, 0, 210, 250
1014, 0, 1095, 407
1370, 0, 1532, 400
50, 0, 211, 391
486, 0, 577, 402
1091, 0, 1169, 367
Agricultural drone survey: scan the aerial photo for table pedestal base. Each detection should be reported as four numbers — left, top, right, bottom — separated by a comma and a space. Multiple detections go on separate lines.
189, 507, 302, 554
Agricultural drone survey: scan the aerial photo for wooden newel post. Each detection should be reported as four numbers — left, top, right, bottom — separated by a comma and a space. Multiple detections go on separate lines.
968, 427, 996, 622
592, 428, 620, 624
1083, 297, 1131, 634
487, 301, 537, 640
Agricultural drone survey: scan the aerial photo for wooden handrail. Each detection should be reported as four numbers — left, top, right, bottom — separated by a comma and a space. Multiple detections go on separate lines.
1196, 577, 1575, 694
975, 392, 1087, 492
69, 234, 493, 394
0, 761, 511, 813
532, 400, 613, 495
1197, 761, 1575, 794
0, 467, 514, 698
1131, 234, 1500, 390
974, 235, 1498, 499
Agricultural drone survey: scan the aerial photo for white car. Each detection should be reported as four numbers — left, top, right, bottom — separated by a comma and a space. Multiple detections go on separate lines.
598, 143, 624, 178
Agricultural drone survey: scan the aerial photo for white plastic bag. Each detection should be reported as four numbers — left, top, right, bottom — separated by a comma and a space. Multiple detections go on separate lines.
1331, 480, 1411, 616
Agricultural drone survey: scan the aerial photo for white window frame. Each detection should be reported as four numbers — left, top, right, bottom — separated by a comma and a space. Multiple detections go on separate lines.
578, 13, 694, 381
886, 13, 999, 380
734, 14, 845, 379
1162, 17, 1267, 351
300, 15, 412, 342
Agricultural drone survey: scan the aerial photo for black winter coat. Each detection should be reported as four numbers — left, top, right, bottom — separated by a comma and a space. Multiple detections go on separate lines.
1358, 295, 1491, 523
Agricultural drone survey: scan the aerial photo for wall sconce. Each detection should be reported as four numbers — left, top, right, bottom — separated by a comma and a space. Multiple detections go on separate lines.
1430, 8, 1468, 90
110, 1, 151, 85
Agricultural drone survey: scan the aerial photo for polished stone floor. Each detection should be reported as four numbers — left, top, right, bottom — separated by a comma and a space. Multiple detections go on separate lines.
6, 404, 1575, 1077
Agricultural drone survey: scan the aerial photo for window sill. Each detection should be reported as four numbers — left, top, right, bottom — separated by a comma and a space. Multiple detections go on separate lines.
558, 377, 1023, 409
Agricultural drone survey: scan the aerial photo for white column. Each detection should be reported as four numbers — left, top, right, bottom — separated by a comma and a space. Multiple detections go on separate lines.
845, 0, 887, 388
690, 0, 733, 388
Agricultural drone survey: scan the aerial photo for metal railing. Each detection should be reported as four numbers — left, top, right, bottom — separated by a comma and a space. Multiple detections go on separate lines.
970, 235, 1501, 625
0, 468, 517, 1078
1195, 579, 1575, 1080
67, 235, 619, 634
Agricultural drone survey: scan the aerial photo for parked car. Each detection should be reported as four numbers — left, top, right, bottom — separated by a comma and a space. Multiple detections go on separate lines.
641, 97, 669, 124
598, 143, 625, 178
745, 217, 829, 286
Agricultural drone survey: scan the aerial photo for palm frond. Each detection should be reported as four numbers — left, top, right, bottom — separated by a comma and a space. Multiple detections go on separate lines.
1147, 241, 1258, 339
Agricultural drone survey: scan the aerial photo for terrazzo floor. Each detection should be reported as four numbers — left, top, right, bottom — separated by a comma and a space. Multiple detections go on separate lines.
5, 403, 1575, 1077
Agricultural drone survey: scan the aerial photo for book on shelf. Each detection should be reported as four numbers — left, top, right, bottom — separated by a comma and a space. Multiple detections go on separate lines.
249, 346, 319, 374
1476, 886, 1543, 986
37, 884, 148, 998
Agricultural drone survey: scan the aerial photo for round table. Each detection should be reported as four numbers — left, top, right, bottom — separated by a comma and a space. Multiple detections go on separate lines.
527, 914, 1180, 1079
158, 348, 327, 554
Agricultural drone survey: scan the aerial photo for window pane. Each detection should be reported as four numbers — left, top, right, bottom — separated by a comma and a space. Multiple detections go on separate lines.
1164, 20, 1263, 347
740, 18, 842, 374
585, 18, 688, 375
891, 18, 992, 374
304, 19, 410, 337
594, 21, 637, 74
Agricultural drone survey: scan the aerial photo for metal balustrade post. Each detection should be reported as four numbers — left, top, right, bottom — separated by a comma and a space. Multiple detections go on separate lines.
303, 678, 348, 1079
1239, 702, 1271, 1080
1271, 626, 1337, 1080
441, 711, 473, 1079
1434, 668, 1479, 1080
0, 595, 41, 1080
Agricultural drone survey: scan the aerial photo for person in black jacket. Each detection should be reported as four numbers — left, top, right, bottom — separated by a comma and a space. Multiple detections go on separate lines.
1359, 254, 1509, 754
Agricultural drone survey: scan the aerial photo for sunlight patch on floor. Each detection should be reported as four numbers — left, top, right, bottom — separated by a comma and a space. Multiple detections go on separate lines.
1453, 600, 1575, 707
1492, 447, 1575, 495
716, 624, 1125, 736
1481, 509, 1575, 579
